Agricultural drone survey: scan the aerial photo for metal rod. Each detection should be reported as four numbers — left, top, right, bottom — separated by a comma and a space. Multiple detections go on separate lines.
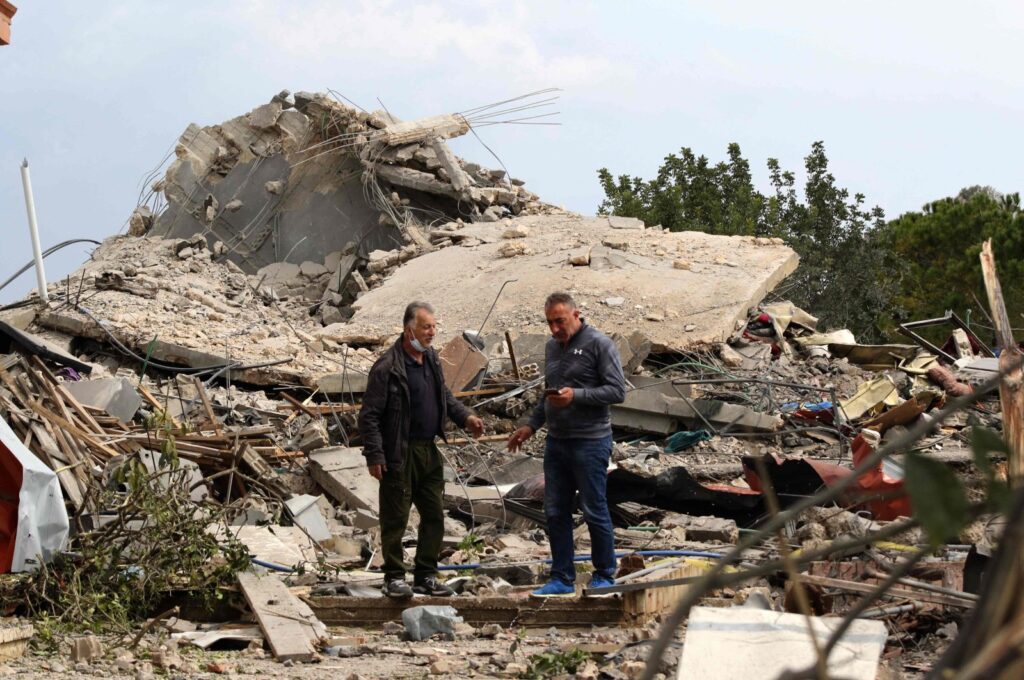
20, 159, 49, 303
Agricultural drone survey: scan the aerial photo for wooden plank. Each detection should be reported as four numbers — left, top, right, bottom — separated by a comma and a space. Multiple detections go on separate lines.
308, 592, 624, 627
137, 384, 181, 428
795, 573, 975, 609
29, 421, 85, 509
191, 376, 223, 436
236, 571, 324, 662
307, 447, 379, 514
980, 240, 1023, 483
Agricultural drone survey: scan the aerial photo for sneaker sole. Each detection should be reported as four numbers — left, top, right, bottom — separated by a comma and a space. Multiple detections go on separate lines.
530, 591, 577, 598
384, 591, 413, 599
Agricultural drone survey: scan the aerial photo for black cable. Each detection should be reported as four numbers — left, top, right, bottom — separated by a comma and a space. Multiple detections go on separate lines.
0, 239, 102, 293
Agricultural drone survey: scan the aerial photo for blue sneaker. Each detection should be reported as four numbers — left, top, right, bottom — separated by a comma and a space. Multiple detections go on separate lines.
531, 580, 576, 598
587, 575, 616, 597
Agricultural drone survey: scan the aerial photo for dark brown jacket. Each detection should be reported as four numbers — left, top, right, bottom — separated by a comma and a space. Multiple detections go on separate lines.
358, 337, 471, 469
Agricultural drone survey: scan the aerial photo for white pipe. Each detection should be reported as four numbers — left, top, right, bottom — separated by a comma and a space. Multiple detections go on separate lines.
19, 158, 49, 303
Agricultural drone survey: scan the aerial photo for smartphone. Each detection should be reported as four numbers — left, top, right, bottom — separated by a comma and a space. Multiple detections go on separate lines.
544, 388, 562, 396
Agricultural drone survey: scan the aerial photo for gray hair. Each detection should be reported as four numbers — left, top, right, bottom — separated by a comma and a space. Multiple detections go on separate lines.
403, 301, 435, 328
544, 292, 577, 310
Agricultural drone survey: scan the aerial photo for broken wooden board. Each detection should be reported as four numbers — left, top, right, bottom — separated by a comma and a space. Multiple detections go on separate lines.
308, 446, 378, 514
236, 571, 326, 662
0, 620, 34, 660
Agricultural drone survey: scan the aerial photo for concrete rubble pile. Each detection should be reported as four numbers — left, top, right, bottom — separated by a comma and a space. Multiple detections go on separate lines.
0, 92, 1013, 678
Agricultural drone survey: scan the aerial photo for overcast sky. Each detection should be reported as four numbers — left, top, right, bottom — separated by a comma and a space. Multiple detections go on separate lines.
3, 1, 1023, 302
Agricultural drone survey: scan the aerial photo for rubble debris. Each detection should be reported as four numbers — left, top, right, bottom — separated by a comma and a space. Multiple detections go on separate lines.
0, 90, 1018, 680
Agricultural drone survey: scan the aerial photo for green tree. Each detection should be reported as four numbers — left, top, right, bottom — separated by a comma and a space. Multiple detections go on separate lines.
877, 189, 1024, 342
598, 142, 895, 340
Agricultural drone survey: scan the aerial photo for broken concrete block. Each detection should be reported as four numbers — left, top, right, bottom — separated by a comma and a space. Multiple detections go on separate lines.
568, 247, 591, 266
128, 206, 153, 236
224, 198, 244, 212
264, 180, 285, 195
70, 635, 103, 663
501, 226, 530, 239
256, 262, 301, 290
176, 246, 194, 260
308, 447, 379, 514
299, 261, 329, 278
0, 622, 33, 659
683, 516, 739, 543
248, 101, 284, 130
402, 605, 463, 641
673, 259, 692, 270
718, 343, 745, 368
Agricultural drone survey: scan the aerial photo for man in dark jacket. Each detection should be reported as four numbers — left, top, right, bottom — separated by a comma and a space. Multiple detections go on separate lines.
507, 292, 626, 597
359, 301, 484, 598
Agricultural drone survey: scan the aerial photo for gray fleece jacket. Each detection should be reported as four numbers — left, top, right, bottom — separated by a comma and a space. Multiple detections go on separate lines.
527, 322, 626, 439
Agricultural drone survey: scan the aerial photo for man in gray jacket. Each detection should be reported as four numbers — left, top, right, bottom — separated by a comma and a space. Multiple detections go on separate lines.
507, 292, 626, 597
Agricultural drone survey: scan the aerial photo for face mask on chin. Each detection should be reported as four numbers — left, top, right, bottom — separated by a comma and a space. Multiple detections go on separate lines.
410, 337, 428, 353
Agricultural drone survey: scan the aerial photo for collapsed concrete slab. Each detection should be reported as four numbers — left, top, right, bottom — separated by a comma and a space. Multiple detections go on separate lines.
338, 214, 798, 353
146, 91, 543, 278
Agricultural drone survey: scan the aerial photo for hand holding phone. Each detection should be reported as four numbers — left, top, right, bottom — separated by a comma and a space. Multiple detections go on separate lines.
544, 387, 561, 396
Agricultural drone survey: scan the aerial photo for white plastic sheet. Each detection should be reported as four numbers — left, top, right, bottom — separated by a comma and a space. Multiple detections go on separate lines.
0, 415, 69, 572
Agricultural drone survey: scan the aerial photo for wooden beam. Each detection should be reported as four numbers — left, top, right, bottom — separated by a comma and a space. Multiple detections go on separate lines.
980, 239, 1024, 484
236, 571, 325, 662
191, 376, 223, 436
795, 573, 975, 609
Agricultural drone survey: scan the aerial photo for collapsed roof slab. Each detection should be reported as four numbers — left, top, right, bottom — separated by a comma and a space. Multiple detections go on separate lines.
335, 213, 798, 353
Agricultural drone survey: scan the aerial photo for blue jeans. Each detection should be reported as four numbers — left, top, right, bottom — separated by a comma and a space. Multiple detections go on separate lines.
543, 435, 616, 584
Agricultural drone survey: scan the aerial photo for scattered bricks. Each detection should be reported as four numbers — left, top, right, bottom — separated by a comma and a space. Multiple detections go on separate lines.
430, 659, 451, 675
684, 516, 739, 543
70, 635, 104, 663
207, 661, 232, 674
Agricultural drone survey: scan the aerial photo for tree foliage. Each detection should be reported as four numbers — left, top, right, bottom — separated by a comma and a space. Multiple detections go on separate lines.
876, 188, 1024, 342
598, 142, 896, 340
